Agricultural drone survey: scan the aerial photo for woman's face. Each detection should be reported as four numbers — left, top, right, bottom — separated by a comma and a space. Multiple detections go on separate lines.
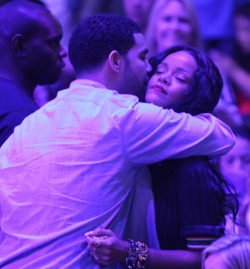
155, 0, 193, 52
145, 50, 197, 108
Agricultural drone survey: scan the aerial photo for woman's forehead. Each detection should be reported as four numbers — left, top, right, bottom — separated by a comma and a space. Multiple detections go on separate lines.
160, 51, 197, 72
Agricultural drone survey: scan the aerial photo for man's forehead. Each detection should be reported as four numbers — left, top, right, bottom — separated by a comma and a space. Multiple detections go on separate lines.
34, 13, 62, 37
130, 33, 148, 53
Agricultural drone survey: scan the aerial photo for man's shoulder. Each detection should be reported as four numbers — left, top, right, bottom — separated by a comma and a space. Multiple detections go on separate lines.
0, 77, 39, 113
0, 77, 18, 99
65, 79, 146, 111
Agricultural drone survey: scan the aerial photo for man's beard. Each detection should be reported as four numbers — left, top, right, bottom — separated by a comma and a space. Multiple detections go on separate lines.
120, 57, 146, 102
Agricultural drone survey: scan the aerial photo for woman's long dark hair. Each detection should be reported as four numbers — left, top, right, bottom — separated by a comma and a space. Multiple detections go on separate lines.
149, 45, 239, 224
149, 45, 223, 115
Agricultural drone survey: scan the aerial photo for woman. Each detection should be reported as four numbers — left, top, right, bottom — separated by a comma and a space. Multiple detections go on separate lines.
145, 0, 201, 57
85, 45, 239, 269
202, 234, 250, 269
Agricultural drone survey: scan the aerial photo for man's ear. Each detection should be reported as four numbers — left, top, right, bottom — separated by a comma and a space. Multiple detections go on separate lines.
108, 50, 123, 73
11, 34, 26, 57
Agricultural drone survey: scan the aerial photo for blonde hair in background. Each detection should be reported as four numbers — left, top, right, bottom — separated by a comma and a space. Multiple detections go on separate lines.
145, 0, 201, 57
202, 234, 250, 269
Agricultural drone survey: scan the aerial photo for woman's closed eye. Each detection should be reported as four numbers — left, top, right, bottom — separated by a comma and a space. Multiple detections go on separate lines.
176, 77, 187, 83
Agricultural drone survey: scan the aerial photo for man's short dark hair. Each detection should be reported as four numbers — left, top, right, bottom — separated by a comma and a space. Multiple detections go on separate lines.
68, 13, 142, 74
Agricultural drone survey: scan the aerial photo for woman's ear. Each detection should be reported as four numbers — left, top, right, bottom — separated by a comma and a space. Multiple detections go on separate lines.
108, 50, 123, 73
11, 34, 26, 57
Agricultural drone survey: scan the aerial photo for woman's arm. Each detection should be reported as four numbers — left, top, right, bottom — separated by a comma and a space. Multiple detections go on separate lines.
147, 248, 201, 269
85, 228, 201, 269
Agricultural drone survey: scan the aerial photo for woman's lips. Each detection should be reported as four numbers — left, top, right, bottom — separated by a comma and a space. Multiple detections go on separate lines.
152, 85, 166, 94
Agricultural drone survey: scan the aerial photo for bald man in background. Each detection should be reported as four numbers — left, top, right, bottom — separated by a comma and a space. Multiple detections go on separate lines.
0, 0, 66, 146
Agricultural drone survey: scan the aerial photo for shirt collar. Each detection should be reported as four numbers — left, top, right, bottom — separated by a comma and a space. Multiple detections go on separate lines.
70, 79, 107, 90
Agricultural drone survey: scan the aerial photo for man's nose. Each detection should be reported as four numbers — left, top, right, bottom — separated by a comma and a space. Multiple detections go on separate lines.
145, 60, 152, 73
59, 45, 67, 58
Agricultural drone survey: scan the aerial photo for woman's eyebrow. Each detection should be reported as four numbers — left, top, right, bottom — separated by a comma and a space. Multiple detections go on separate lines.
175, 68, 191, 75
159, 62, 191, 75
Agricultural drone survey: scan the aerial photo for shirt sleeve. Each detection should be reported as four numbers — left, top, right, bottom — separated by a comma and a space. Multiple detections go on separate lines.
121, 102, 235, 165
177, 164, 225, 238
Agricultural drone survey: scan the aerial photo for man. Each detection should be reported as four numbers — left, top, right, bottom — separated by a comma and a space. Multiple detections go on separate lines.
0, 0, 66, 146
0, 13, 235, 268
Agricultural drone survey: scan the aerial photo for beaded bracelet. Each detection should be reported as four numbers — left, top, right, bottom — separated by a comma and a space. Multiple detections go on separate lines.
122, 239, 148, 269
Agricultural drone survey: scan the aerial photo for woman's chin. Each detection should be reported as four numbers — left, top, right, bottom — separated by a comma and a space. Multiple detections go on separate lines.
145, 96, 164, 108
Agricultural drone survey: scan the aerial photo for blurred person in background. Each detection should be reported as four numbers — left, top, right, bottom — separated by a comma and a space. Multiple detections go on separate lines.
220, 127, 250, 201
145, 0, 200, 57
122, 0, 156, 33
202, 234, 250, 269
220, 127, 250, 235
211, 3, 250, 130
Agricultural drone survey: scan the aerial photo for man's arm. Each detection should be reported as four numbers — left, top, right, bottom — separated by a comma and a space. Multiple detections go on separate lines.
122, 103, 235, 164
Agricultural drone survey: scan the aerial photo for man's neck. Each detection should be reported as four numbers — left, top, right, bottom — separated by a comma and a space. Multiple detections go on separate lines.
76, 72, 118, 93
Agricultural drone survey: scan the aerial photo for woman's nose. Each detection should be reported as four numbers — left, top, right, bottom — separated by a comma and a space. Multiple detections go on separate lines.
158, 73, 170, 85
